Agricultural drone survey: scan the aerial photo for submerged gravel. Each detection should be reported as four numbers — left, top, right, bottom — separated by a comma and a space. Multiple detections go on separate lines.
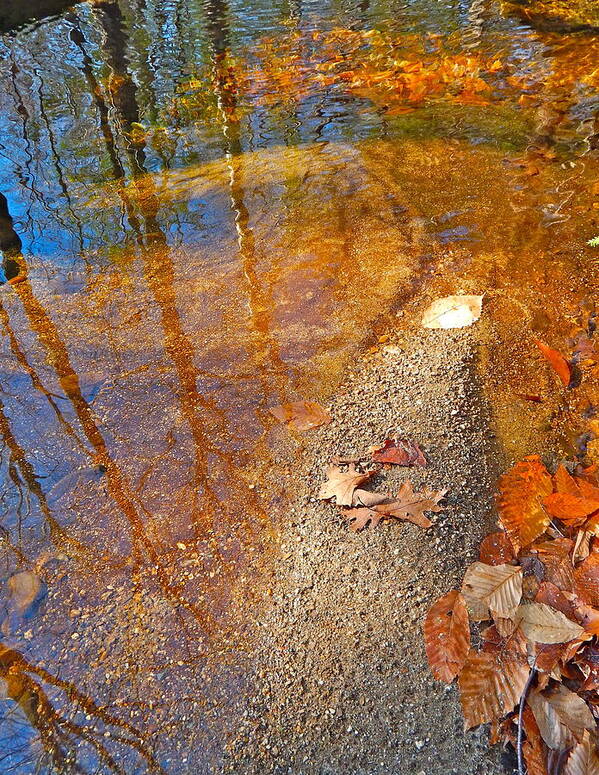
224, 323, 518, 775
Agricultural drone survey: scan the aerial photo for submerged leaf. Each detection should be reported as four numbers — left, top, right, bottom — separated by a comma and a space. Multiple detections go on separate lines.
497, 455, 553, 551
424, 590, 470, 683
7, 571, 42, 615
371, 438, 426, 466
535, 340, 572, 387
269, 400, 331, 431
422, 294, 483, 329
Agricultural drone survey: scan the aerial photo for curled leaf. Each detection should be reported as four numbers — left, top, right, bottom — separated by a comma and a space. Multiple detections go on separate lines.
318, 464, 373, 507
371, 438, 426, 466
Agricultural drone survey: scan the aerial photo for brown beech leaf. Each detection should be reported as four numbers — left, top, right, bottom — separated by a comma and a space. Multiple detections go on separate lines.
318, 464, 374, 506
269, 400, 331, 431
528, 689, 573, 750
458, 649, 529, 728
516, 602, 584, 644
522, 707, 549, 775
563, 731, 599, 775
498, 455, 553, 551
424, 590, 470, 683
545, 684, 596, 744
574, 554, 599, 607
536, 340, 572, 387
371, 438, 426, 466
479, 531, 516, 565
461, 562, 522, 621
531, 538, 575, 592
574, 644, 599, 691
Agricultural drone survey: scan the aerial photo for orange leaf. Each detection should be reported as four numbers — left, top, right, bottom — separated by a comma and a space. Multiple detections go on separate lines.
522, 707, 549, 775
424, 590, 470, 683
535, 340, 572, 387
479, 531, 516, 565
543, 493, 599, 525
498, 456, 553, 551
574, 554, 599, 607
458, 649, 529, 728
269, 400, 331, 431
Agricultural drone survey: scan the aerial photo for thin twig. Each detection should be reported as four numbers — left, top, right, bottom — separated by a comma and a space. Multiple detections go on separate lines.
517, 663, 538, 775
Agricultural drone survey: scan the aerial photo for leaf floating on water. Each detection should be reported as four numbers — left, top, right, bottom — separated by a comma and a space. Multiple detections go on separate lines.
424, 590, 470, 683
422, 294, 483, 329
370, 438, 426, 466
535, 340, 572, 388
516, 602, 584, 644
269, 400, 332, 431
478, 531, 516, 566
8, 571, 42, 614
318, 464, 373, 507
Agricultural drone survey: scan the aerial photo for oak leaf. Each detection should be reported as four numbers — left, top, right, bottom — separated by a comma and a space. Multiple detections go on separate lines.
318, 464, 374, 506
461, 562, 522, 621
497, 455, 553, 551
516, 602, 584, 644
424, 590, 470, 683
536, 340, 572, 387
345, 481, 445, 530
370, 438, 426, 466
458, 649, 529, 728
269, 400, 331, 431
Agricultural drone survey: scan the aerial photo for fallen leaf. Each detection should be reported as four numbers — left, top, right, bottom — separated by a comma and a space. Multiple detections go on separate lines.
497, 455, 553, 551
532, 538, 575, 592
536, 340, 572, 388
461, 562, 522, 621
371, 438, 426, 466
563, 731, 599, 775
528, 689, 573, 750
422, 294, 483, 329
318, 464, 374, 506
344, 506, 382, 532
479, 531, 516, 565
459, 649, 529, 728
373, 480, 445, 528
574, 554, 599, 607
522, 707, 549, 775
7, 571, 42, 614
269, 400, 331, 431
424, 590, 470, 683
545, 684, 596, 744
351, 489, 391, 507
516, 602, 585, 643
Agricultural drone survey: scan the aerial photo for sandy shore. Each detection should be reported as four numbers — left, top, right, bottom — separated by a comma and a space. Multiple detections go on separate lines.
224, 309, 519, 775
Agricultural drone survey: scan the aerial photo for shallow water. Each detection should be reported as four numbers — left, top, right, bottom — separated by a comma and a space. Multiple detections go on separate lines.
0, 0, 597, 772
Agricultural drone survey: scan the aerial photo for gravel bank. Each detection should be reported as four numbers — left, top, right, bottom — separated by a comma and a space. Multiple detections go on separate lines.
224, 320, 517, 775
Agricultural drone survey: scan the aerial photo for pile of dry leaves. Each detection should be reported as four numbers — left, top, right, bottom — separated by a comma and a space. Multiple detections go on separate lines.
424, 455, 599, 774
316, 437, 447, 533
